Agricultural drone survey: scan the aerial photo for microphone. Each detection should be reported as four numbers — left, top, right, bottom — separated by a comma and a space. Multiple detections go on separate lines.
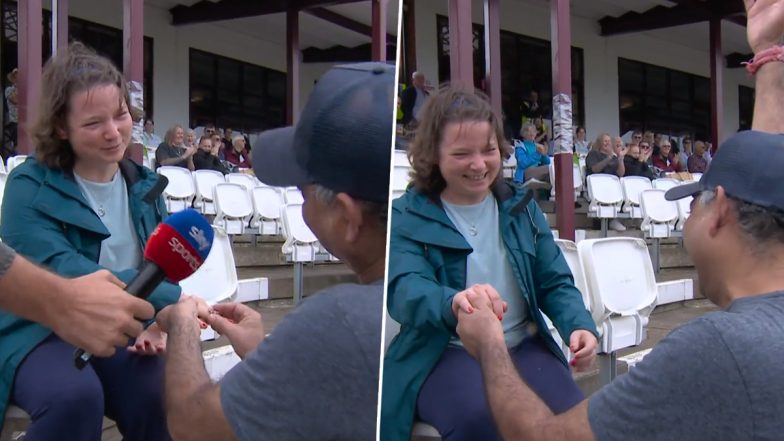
74, 209, 214, 369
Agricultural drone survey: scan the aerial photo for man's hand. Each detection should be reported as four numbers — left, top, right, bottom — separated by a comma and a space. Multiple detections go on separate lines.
451, 284, 507, 321
456, 290, 506, 359
52, 270, 154, 357
208, 303, 265, 359
745, 0, 784, 53
569, 330, 598, 372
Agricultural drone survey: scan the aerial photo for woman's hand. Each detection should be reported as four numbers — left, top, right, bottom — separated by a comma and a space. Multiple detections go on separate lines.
452, 284, 507, 322
745, 0, 784, 54
127, 322, 167, 355
568, 329, 598, 372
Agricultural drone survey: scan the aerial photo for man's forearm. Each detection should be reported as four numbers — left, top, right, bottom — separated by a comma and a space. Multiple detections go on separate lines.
0, 251, 71, 326
479, 340, 554, 441
752, 62, 784, 133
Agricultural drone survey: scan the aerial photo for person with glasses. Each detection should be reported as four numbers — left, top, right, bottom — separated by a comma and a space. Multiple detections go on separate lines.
651, 140, 684, 173
623, 143, 655, 180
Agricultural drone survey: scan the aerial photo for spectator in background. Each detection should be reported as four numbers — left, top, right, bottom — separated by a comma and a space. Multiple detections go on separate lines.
520, 90, 542, 128
202, 123, 216, 138
613, 136, 626, 156
211, 133, 225, 160
225, 135, 252, 169
3, 68, 18, 154
400, 71, 430, 126
680, 137, 693, 165
184, 128, 197, 151
643, 130, 655, 148
639, 141, 654, 165
193, 135, 229, 174
623, 143, 655, 180
514, 123, 550, 184
574, 126, 589, 155
651, 139, 684, 173
155, 125, 195, 170
222, 128, 234, 152
632, 130, 643, 145
141, 119, 162, 150
533, 116, 549, 145
688, 141, 709, 173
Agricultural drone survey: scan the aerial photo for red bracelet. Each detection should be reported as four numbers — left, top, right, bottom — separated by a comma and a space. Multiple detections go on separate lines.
743, 45, 784, 75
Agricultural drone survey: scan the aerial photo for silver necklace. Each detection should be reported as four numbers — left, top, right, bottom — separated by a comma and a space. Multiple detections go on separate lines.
97, 205, 106, 217
447, 197, 491, 237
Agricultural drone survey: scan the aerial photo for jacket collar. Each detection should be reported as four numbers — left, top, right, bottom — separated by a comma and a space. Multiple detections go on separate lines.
396, 180, 527, 250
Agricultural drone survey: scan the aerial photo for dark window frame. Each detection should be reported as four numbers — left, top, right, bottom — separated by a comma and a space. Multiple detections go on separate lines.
188, 48, 286, 133
618, 57, 711, 140
738, 85, 754, 132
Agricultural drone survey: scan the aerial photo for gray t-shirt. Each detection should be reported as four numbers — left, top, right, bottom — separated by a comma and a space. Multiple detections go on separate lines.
220, 282, 383, 441
442, 195, 529, 348
585, 150, 619, 176
588, 291, 784, 441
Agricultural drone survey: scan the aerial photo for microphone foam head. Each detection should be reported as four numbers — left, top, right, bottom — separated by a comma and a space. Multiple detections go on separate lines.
144, 209, 214, 282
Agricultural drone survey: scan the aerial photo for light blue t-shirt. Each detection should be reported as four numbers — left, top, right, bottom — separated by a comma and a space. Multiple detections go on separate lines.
74, 170, 142, 272
442, 194, 529, 348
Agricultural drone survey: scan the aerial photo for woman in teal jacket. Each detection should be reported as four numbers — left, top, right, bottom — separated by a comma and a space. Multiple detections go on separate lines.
381, 86, 598, 441
0, 43, 178, 440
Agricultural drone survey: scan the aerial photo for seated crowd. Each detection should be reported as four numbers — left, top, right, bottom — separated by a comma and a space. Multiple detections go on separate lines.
143, 120, 253, 174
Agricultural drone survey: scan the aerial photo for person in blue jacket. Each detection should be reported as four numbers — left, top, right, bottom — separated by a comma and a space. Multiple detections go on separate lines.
0, 43, 180, 440
514, 122, 551, 183
381, 85, 599, 441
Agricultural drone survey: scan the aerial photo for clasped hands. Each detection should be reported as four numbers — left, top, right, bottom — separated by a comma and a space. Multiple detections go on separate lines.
453, 284, 597, 371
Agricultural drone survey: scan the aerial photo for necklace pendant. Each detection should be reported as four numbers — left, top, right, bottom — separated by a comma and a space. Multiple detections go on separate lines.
469, 225, 478, 236
97, 206, 106, 217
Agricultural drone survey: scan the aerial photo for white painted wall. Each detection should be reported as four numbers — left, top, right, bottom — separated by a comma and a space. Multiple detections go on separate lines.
412, 0, 754, 144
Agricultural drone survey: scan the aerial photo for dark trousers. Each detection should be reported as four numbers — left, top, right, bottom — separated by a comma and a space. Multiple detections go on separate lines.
11, 334, 170, 441
416, 336, 584, 441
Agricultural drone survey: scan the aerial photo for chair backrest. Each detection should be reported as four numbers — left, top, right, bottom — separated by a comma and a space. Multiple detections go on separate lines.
393, 150, 410, 167
652, 178, 680, 191
193, 169, 226, 201
392, 165, 411, 192
284, 187, 304, 205
214, 183, 254, 219
179, 226, 238, 305
157, 166, 195, 199
554, 239, 597, 323
577, 237, 658, 316
587, 174, 623, 204
6, 155, 26, 172
251, 186, 285, 220
676, 195, 693, 221
691, 173, 703, 181
283, 203, 318, 244
226, 173, 257, 192
621, 176, 653, 206
640, 189, 679, 223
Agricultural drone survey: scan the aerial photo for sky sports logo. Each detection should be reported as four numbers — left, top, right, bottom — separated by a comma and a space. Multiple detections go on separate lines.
189, 226, 211, 251
169, 236, 201, 271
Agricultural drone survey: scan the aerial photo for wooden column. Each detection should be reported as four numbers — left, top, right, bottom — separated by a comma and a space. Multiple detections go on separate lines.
371, 0, 389, 61
287, 9, 300, 124
448, 0, 473, 88
709, 15, 723, 151
551, 0, 575, 240
124, 0, 144, 165
483, 0, 501, 117
52, 0, 69, 54
16, 0, 43, 155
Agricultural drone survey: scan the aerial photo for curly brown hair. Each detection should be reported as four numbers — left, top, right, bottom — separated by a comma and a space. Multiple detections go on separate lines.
407, 84, 511, 198
31, 42, 130, 170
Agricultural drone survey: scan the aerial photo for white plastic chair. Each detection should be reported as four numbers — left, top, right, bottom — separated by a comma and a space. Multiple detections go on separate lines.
549, 161, 582, 200
554, 239, 600, 326
213, 183, 254, 235
179, 226, 238, 305
193, 169, 226, 215
283, 187, 304, 205
226, 173, 258, 193
6, 155, 26, 172
640, 189, 679, 239
250, 186, 285, 236
392, 165, 411, 193
652, 178, 680, 191
282, 203, 319, 304
393, 149, 410, 167
503, 154, 517, 180
586, 174, 624, 236
620, 176, 653, 219
691, 173, 703, 181
578, 237, 658, 383
157, 166, 195, 213
675, 195, 693, 232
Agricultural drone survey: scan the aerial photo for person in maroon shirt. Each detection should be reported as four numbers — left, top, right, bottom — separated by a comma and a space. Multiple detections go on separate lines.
224, 135, 252, 169
651, 140, 684, 173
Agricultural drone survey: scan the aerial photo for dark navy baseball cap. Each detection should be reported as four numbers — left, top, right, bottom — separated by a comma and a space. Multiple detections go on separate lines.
253, 62, 394, 203
665, 130, 784, 210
